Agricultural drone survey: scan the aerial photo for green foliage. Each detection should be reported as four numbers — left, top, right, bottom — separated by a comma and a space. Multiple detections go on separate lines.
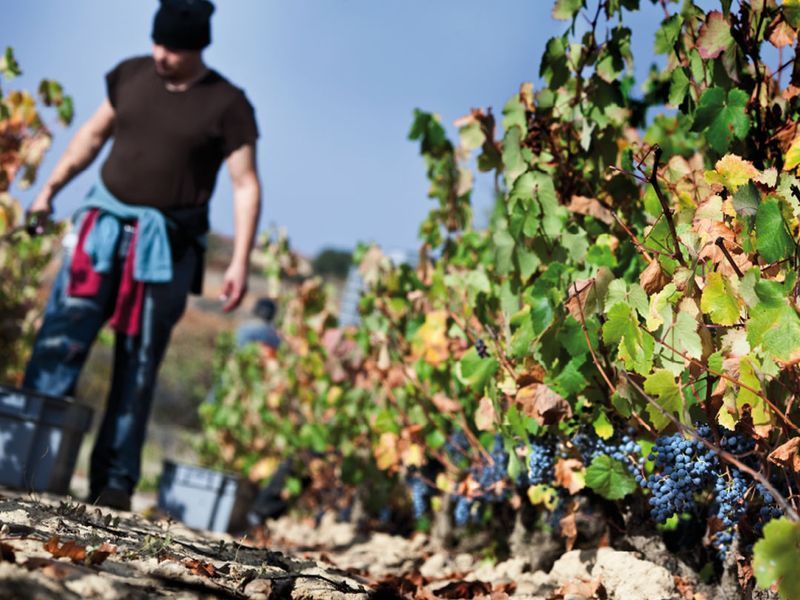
204, 1, 800, 581
0, 50, 70, 384
584, 455, 637, 500
312, 247, 352, 280
754, 518, 800, 599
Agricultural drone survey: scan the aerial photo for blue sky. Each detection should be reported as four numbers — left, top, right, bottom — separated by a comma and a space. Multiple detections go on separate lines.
5, 1, 673, 256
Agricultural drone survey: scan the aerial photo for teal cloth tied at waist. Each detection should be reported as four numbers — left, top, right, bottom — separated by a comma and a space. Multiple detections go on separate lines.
74, 180, 173, 283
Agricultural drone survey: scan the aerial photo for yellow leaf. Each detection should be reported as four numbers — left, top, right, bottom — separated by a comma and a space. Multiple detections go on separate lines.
411, 310, 449, 366
785, 135, 800, 172
435, 473, 453, 493
402, 443, 424, 468
527, 484, 559, 510
705, 154, 759, 191
374, 432, 399, 471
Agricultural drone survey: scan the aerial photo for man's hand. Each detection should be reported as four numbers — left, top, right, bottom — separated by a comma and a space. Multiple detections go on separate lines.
220, 261, 248, 312
223, 143, 261, 313
28, 189, 54, 216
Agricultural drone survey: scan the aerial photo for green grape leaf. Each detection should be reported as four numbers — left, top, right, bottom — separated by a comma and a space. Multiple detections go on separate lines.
784, 0, 800, 28
585, 455, 637, 500
0, 47, 21, 79
660, 311, 703, 375
456, 347, 498, 390
459, 121, 485, 151
553, 357, 588, 396
693, 87, 750, 154
747, 298, 800, 363
493, 227, 515, 275
510, 309, 535, 359
697, 11, 733, 59
516, 245, 541, 281
503, 125, 526, 186
592, 411, 614, 440
603, 303, 654, 375
668, 67, 690, 107
732, 180, 760, 219
756, 197, 794, 263
643, 369, 684, 431
540, 36, 570, 89
753, 517, 800, 600
654, 14, 683, 55
701, 272, 742, 326
552, 0, 584, 21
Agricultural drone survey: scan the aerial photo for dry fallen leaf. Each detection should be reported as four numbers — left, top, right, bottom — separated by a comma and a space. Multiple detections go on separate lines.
184, 558, 218, 578
434, 580, 493, 599
44, 536, 86, 564
89, 542, 117, 566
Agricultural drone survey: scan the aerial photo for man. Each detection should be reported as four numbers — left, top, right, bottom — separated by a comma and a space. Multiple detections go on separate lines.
23, 0, 261, 511
235, 297, 280, 355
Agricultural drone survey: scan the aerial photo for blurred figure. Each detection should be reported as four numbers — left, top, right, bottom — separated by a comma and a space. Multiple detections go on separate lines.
235, 297, 280, 356
23, 0, 261, 511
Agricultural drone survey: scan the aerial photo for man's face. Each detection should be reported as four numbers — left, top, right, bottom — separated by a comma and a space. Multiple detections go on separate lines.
152, 44, 198, 80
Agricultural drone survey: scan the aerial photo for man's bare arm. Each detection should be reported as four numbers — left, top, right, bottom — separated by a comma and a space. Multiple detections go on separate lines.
29, 99, 115, 214
220, 143, 261, 312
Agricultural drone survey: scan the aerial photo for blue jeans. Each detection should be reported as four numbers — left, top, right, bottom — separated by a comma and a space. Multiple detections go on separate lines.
23, 225, 196, 496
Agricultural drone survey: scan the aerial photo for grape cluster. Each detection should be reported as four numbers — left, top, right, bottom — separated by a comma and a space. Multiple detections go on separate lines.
709, 434, 757, 558
444, 430, 469, 463
711, 470, 749, 558
572, 427, 641, 477
474, 435, 509, 502
755, 482, 783, 542
407, 475, 433, 520
643, 426, 718, 523
475, 338, 489, 358
451, 436, 509, 527
453, 495, 472, 526
527, 437, 555, 486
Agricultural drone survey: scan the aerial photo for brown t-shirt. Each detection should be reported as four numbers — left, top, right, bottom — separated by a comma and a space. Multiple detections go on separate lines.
100, 56, 258, 210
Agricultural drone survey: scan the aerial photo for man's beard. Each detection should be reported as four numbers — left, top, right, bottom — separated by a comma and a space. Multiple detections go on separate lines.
154, 62, 179, 81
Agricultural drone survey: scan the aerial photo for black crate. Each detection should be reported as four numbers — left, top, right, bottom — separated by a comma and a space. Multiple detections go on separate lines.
0, 385, 93, 494
157, 460, 255, 533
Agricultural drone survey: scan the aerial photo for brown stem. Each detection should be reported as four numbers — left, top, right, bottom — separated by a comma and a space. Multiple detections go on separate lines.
649, 145, 686, 266
714, 237, 744, 277
611, 212, 654, 262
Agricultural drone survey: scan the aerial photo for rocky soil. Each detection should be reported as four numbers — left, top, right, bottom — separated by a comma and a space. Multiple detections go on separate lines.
0, 487, 778, 599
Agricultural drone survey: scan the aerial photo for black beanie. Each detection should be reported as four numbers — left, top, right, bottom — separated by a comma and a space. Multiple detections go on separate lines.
152, 0, 215, 51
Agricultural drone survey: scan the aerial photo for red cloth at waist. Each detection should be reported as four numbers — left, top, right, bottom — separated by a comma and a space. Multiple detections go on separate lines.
68, 208, 145, 336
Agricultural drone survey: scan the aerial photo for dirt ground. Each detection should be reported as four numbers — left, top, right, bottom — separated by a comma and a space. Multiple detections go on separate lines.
0, 484, 752, 600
